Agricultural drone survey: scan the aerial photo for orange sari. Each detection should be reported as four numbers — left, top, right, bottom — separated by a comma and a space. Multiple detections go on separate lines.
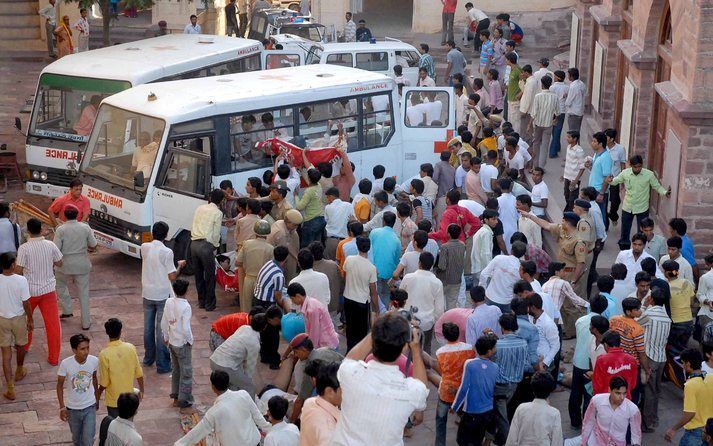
54, 23, 74, 58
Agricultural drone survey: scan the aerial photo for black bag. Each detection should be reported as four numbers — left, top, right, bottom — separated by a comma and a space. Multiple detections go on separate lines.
98, 415, 114, 446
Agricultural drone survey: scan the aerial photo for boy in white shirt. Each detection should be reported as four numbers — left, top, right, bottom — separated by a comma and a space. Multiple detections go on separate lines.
530, 167, 549, 217
161, 279, 194, 411
0, 252, 32, 401
264, 395, 300, 446
57, 333, 99, 446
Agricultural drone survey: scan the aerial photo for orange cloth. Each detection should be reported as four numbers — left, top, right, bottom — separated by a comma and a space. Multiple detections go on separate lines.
211, 313, 250, 339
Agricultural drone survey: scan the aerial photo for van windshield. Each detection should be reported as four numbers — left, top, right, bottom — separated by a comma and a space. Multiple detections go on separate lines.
30, 74, 130, 142
81, 104, 165, 192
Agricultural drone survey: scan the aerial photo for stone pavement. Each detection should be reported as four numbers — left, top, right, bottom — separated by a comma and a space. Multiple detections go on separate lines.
0, 29, 688, 446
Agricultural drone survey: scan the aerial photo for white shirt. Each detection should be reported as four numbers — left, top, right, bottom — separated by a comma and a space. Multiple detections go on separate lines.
58, 355, 99, 409
456, 93, 469, 125
343, 255, 378, 304
399, 269, 445, 331
398, 251, 421, 275
325, 199, 354, 238
406, 102, 428, 126
458, 200, 485, 218
480, 164, 498, 193
608, 143, 627, 176
519, 76, 538, 114
210, 325, 260, 373
550, 81, 569, 114
497, 192, 518, 253
505, 398, 563, 446
563, 144, 586, 181
697, 270, 713, 318
0, 218, 20, 254
565, 79, 586, 116
140, 240, 177, 301
416, 77, 436, 87
455, 166, 469, 188
518, 216, 542, 248
614, 249, 665, 289
38, 2, 58, 25
290, 269, 330, 307
588, 201, 607, 242
183, 23, 201, 34
264, 421, 300, 446
479, 255, 521, 304
175, 389, 271, 446
505, 151, 525, 171
331, 359, 429, 446
0, 274, 30, 319
161, 297, 193, 347
660, 254, 694, 286
471, 225, 494, 275
468, 7, 488, 22
534, 311, 560, 366
16, 237, 62, 296
422, 100, 443, 125
405, 239, 440, 260
107, 418, 143, 446
530, 182, 549, 217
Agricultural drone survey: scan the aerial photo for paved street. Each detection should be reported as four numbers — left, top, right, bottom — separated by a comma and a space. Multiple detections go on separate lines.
0, 34, 688, 446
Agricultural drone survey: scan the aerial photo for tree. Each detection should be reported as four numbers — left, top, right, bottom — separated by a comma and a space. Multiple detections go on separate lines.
64, 0, 153, 47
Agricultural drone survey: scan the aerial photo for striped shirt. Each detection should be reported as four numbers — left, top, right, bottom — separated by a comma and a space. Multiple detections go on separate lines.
16, 237, 63, 296
530, 89, 560, 127
637, 305, 671, 363
254, 260, 285, 303
609, 316, 645, 363
563, 144, 586, 181
493, 333, 528, 384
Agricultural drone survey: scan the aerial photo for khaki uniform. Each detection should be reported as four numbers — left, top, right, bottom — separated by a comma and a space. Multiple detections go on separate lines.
271, 199, 292, 222
549, 224, 588, 337
234, 214, 260, 249
267, 220, 299, 282
236, 238, 274, 312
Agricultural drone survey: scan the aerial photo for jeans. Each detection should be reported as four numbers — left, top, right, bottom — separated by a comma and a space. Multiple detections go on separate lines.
169, 344, 193, 407
643, 359, 665, 429
618, 209, 649, 250
441, 12, 454, 43
209, 329, 224, 352
494, 381, 518, 445
239, 13, 248, 37
669, 321, 694, 353
143, 299, 171, 372
457, 410, 495, 446
45, 21, 56, 55
67, 405, 96, 446
568, 365, 591, 428
680, 427, 703, 446
376, 278, 391, 310
549, 114, 565, 157
563, 179, 580, 212
191, 239, 217, 311
435, 398, 451, 446
486, 297, 511, 314
300, 216, 325, 248
596, 193, 609, 231
25, 291, 61, 365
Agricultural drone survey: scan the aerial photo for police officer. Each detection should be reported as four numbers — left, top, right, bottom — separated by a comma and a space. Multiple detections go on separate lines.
236, 220, 274, 312
519, 210, 588, 338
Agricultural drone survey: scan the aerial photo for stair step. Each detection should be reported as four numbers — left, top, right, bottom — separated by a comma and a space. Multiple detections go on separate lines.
1, 2, 37, 14
0, 27, 41, 39
0, 15, 38, 27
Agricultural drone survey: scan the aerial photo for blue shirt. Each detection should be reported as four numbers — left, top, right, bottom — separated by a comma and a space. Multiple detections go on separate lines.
681, 235, 695, 268
600, 292, 621, 320
516, 315, 539, 372
588, 149, 613, 192
452, 358, 499, 414
342, 238, 374, 263
573, 313, 594, 369
369, 226, 401, 280
465, 304, 502, 346
493, 333, 528, 384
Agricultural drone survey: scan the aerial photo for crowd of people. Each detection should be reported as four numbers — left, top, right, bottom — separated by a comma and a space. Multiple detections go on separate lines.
4, 4, 713, 446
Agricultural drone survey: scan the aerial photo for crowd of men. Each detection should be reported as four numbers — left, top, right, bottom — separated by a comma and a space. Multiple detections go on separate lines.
3, 5, 713, 446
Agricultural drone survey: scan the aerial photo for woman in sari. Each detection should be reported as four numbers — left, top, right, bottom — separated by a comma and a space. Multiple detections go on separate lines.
54, 15, 74, 58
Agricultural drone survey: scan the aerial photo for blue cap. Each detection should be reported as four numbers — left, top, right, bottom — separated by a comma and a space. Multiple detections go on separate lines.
562, 212, 580, 226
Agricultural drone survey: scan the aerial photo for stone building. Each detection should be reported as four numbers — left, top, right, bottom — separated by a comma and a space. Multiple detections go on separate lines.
571, 0, 713, 259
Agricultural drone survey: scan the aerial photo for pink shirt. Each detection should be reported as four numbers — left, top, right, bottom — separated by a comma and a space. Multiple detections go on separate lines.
489, 79, 504, 110
300, 396, 340, 446
73, 104, 97, 136
300, 296, 339, 349
434, 307, 473, 343
49, 193, 91, 222
581, 393, 642, 446
464, 169, 486, 205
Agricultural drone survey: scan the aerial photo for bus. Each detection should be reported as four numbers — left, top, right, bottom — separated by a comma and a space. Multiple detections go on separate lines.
77, 64, 454, 260
21, 34, 263, 198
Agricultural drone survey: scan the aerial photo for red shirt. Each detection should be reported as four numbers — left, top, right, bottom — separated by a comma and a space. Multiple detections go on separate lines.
442, 0, 458, 13
49, 192, 91, 222
592, 347, 638, 399
211, 312, 249, 339
429, 205, 481, 244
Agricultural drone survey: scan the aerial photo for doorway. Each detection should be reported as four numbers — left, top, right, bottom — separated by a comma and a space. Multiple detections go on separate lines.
355, 0, 413, 37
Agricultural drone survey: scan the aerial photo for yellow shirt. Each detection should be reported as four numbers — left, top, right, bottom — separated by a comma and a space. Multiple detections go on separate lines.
669, 277, 694, 323
98, 340, 143, 408
191, 203, 223, 247
683, 374, 713, 430
354, 197, 371, 223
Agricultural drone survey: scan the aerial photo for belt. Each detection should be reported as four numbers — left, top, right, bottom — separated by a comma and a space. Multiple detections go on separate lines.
328, 236, 345, 240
